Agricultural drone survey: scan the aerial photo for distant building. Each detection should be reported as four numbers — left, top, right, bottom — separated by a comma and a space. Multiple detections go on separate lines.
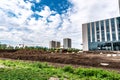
56, 41, 60, 48
49, 41, 61, 48
63, 38, 72, 49
49, 41, 56, 48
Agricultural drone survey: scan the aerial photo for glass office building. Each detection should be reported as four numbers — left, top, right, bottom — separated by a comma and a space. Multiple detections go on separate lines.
82, 17, 120, 51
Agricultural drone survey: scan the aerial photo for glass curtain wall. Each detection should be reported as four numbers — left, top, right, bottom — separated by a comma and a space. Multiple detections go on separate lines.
92, 22, 95, 42
111, 18, 116, 41
100, 21, 105, 41
87, 17, 120, 51
105, 19, 110, 41
96, 21, 100, 42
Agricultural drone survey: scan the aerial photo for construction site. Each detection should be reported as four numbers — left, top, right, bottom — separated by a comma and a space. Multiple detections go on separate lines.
0, 49, 120, 72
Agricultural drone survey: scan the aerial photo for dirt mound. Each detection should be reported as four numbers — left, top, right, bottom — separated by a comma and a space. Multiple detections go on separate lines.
13, 49, 48, 55
0, 50, 119, 70
0, 50, 17, 53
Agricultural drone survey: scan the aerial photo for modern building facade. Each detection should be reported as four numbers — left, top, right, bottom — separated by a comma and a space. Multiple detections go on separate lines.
49, 41, 61, 48
63, 38, 72, 49
82, 17, 120, 51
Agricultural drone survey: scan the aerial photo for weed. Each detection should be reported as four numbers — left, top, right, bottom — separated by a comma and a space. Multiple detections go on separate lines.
63, 65, 74, 73
0, 60, 119, 80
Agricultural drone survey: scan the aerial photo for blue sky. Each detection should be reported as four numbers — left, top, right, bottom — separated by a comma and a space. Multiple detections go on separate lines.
0, 0, 119, 49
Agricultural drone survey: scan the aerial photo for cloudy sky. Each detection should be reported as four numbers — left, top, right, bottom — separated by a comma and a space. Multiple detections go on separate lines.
0, 0, 119, 49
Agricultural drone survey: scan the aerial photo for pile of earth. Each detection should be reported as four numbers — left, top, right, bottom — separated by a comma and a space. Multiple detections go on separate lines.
0, 49, 119, 70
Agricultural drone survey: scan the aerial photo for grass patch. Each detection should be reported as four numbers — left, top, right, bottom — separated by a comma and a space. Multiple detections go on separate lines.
0, 60, 119, 80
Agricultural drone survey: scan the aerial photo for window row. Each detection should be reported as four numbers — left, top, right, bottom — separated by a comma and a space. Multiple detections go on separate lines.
87, 17, 120, 42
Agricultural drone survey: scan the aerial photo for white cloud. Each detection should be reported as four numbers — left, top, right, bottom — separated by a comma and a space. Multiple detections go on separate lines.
65, 0, 118, 49
47, 14, 62, 29
36, 0, 41, 3
36, 6, 52, 18
0, 26, 8, 31
0, 0, 119, 49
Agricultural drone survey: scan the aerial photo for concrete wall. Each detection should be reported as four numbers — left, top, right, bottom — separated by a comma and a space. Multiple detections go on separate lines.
82, 24, 89, 51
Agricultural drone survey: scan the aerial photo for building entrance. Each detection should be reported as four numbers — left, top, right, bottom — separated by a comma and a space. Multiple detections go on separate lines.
97, 42, 120, 51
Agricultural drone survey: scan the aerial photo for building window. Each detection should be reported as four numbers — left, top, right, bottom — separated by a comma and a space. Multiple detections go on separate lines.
106, 19, 110, 32
107, 33, 110, 41
97, 34, 100, 41
111, 18, 116, 41
96, 21, 99, 31
96, 21, 100, 42
119, 32, 120, 40
111, 18, 115, 31
112, 33, 116, 41
92, 22, 95, 42
100, 21, 105, 41
116, 17, 120, 40
105, 19, 110, 41
87, 23, 91, 42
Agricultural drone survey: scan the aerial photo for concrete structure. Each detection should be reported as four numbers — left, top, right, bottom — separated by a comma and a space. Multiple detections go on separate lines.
63, 38, 72, 49
56, 41, 60, 48
49, 41, 56, 48
82, 17, 120, 51
49, 41, 60, 48
82, 0, 120, 51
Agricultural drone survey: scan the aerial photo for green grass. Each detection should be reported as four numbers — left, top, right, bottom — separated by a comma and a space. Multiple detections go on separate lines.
0, 60, 119, 80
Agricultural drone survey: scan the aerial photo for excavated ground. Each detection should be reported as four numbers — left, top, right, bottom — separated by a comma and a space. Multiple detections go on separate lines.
0, 49, 120, 71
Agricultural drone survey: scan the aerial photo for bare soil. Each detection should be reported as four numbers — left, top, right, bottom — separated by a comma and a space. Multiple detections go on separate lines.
0, 49, 120, 71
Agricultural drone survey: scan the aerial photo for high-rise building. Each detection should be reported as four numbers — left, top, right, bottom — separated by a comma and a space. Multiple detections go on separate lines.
56, 41, 61, 48
49, 41, 61, 48
49, 41, 56, 48
63, 38, 72, 49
